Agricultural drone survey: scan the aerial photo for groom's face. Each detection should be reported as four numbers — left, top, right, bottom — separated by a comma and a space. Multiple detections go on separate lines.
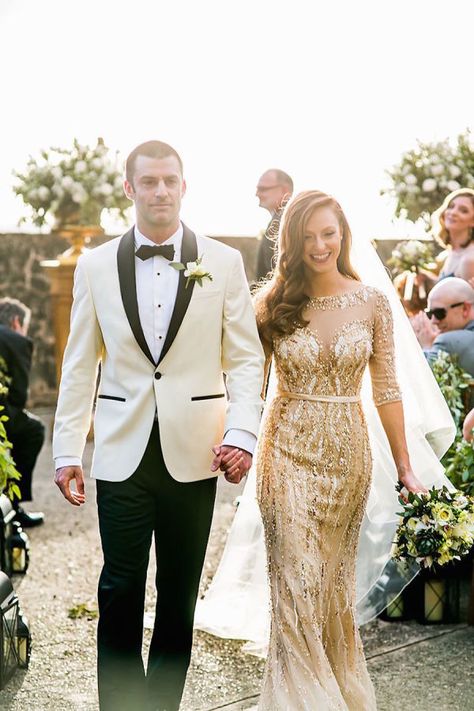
124, 154, 186, 232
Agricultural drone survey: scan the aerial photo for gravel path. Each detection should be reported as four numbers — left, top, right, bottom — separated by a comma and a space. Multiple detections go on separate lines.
1, 410, 473, 710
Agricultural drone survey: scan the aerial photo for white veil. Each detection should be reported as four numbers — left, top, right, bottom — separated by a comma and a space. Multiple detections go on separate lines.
194, 237, 455, 657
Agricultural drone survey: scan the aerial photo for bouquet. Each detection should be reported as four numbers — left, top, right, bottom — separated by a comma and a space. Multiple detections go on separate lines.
381, 129, 474, 227
392, 485, 474, 569
388, 240, 437, 300
13, 137, 130, 229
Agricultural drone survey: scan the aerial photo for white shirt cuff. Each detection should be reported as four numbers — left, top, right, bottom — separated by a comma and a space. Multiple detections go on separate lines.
55, 456, 82, 470
222, 429, 257, 456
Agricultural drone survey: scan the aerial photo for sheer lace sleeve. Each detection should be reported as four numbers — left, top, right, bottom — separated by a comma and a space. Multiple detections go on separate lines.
369, 289, 402, 407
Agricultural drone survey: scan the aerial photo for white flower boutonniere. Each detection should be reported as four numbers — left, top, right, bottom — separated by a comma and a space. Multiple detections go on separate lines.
170, 255, 213, 288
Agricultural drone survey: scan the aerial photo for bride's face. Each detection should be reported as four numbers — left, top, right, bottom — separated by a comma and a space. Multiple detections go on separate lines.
302, 206, 342, 276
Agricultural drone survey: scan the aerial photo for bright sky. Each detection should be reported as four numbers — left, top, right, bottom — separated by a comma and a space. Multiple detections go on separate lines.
1, 0, 472, 240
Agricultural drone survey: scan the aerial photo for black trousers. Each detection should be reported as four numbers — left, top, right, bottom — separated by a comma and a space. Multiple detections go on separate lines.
96, 422, 217, 711
5, 410, 45, 502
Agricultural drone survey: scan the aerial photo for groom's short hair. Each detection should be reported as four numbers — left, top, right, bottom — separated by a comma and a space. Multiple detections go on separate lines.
126, 141, 184, 183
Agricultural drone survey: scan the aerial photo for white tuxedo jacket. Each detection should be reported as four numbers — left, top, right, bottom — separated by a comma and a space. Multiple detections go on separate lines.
53, 225, 265, 482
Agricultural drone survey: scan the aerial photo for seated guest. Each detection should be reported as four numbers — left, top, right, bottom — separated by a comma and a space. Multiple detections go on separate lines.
0, 298, 45, 526
410, 277, 474, 377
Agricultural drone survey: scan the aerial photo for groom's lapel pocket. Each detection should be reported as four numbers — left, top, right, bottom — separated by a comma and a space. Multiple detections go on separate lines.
97, 395, 127, 402
191, 393, 225, 401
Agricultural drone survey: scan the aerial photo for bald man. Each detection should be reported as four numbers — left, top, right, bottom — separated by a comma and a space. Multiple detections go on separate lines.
254, 169, 293, 282
411, 277, 474, 376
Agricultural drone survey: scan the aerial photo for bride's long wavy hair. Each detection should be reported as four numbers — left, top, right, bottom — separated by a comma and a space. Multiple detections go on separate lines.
257, 191, 360, 345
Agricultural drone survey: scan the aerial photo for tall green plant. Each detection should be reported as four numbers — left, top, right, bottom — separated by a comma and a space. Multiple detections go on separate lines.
0, 358, 21, 500
430, 350, 474, 496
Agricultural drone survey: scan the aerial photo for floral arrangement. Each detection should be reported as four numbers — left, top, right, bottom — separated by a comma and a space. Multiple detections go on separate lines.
170, 256, 213, 288
0, 357, 21, 500
13, 137, 130, 228
392, 485, 474, 569
387, 240, 436, 276
381, 129, 474, 227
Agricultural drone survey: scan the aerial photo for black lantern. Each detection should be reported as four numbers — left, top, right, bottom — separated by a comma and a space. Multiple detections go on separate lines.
0, 494, 15, 575
9, 522, 29, 575
377, 570, 411, 622
16, 610, 31, 669
0, 571, 19, 690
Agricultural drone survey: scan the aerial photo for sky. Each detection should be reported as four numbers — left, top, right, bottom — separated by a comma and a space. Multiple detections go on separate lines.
1, 0, 472, 240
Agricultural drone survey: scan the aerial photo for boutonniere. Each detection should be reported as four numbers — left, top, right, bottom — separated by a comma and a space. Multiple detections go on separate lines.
170, 255, 213, 288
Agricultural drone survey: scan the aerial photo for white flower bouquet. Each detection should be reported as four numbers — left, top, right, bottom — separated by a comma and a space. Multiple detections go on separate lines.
387, 240, 436, 276
13, 137, 130, 229
392, 485, 474, 569
381, 129, 474, 227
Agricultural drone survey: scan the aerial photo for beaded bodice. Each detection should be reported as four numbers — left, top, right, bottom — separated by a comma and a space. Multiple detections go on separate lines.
272, 285, 401, 406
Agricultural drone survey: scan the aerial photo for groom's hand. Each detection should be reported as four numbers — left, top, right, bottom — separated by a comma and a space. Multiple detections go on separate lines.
54, 466, 86, 506
211, 445, 252, 484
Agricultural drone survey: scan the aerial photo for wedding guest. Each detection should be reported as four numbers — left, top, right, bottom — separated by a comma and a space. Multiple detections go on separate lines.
417, 189, 474, 288
0, 297, 45, 527
53, 140, 264, 711
254, 169, 293, 282
410, 277, 474, 377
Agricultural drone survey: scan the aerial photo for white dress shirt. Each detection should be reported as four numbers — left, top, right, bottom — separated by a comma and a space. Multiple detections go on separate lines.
55, 223, 256, 470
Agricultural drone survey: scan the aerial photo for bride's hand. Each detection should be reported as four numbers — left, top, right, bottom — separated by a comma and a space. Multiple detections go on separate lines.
398, 470, 428, 496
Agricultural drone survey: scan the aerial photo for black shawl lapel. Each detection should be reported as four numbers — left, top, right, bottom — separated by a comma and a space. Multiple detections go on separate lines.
117, 227, 155, 365
158, 223, 198, 365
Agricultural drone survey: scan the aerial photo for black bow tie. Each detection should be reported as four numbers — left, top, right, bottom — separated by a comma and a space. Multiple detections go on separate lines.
135, 244, 175, 261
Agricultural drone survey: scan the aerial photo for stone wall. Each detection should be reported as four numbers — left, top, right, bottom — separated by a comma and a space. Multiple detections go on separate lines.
0, 232, 259, 406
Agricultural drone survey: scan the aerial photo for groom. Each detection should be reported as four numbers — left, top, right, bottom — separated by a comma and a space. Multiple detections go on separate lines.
53, 140, 264, 711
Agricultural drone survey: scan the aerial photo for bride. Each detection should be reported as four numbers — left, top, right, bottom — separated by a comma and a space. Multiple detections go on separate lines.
195, 191, 455, 710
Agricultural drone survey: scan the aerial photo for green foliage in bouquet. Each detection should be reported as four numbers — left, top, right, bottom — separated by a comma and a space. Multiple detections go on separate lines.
387, 239, 437, 277
0, 358, 21, 501
392, 484, 474, 569
381, 129, 474, 227
13, 137, 131, 229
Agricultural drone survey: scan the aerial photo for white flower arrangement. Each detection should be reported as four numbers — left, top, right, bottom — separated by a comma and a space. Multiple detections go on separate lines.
13, 137, 131, 229
392, 485, 474, 569
381, 129, 474, 227
170, 255, 213, 288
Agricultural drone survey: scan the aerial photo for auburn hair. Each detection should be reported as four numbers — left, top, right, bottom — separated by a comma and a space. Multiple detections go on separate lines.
256, 190, 360, 346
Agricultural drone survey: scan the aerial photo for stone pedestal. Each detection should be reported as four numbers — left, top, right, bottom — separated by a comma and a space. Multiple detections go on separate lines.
41, 225, 103, 387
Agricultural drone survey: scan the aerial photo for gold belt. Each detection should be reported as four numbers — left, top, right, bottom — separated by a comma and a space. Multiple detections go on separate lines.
277, 390, 360, 403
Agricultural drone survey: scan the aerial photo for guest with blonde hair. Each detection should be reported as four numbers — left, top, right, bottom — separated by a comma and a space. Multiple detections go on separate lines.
432, 188, 474, 281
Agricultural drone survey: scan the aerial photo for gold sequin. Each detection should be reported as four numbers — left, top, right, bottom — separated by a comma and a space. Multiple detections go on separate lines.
256, 286, 399, 710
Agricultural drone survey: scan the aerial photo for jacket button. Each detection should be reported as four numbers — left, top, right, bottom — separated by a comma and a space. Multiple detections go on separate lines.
154, 372, 162, 380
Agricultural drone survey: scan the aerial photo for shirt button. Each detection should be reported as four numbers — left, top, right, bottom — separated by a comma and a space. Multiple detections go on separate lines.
158, 304, 162, 308
154, 372, 162, 380
157, 272, 160, 276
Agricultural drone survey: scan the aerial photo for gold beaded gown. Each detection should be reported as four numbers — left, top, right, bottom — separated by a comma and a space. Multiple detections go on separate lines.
256, 285, 401, 711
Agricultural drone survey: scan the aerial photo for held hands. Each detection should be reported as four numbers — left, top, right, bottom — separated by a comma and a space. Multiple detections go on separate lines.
54, 466, 86, 506
211, 445, 252, 484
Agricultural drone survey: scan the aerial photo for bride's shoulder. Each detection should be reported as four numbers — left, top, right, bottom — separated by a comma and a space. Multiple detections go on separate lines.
357, 283, 392, 311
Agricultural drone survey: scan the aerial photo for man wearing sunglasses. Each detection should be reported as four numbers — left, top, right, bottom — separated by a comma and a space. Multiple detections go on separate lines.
411, 277, 474, 377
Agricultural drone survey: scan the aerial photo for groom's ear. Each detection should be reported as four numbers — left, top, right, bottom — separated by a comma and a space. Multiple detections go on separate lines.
181, 178, 187, 198
123, 179, 135, 202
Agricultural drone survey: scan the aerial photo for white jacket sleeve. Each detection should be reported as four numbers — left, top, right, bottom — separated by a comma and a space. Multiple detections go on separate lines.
221, 251, 265, 437
52, 255, 104, 461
